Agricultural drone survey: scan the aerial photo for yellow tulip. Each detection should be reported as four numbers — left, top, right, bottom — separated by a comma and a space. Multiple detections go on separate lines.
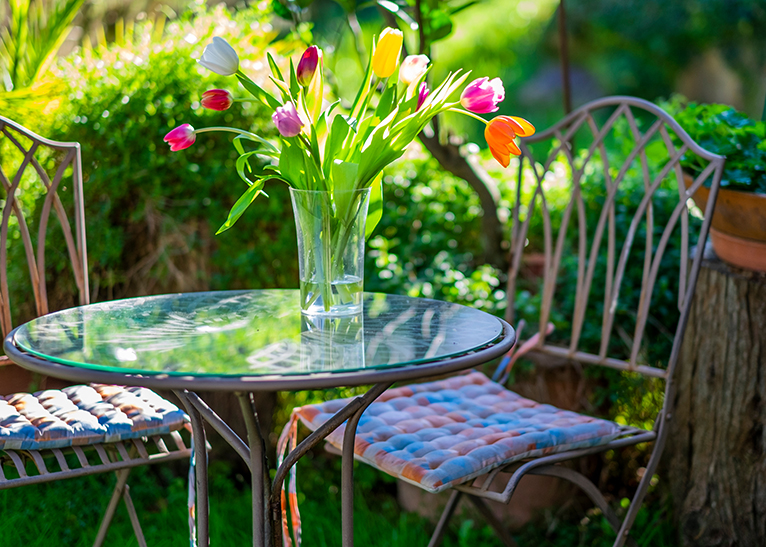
372, 28, 403, 78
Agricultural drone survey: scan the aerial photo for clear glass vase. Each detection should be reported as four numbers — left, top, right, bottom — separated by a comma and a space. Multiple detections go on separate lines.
290, 187, 371, 316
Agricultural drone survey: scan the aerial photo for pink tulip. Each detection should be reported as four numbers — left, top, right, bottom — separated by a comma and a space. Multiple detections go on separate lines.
416, 83, 429, 111
164, 124, 196, 151
297, 46, 320, 87
272, 102, 303, 137
460, 77, 505, 114
201, 89, 233, 111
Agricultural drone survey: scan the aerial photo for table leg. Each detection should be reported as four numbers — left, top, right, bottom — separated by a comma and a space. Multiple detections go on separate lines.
176, 391, 209, 547
340, 382, 391, 547
237, 392, 270, 547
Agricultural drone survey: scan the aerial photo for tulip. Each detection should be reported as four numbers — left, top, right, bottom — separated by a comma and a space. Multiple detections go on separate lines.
460, 77, 505, 114
198, 37, 239, 76
399, 54, 429, 85
372, 28, 403, 78
484, 116, 535, 168
272, 102, 304, 137
297, 46, 320, 87
416, 83, 429, 111
164, 124, 196, 151
201, 89, 233, 111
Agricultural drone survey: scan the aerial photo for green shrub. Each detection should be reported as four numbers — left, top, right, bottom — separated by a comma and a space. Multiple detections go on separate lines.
662, 95, 766, 193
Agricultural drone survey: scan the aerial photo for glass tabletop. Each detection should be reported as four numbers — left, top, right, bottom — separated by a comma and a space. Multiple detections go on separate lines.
14, 290, 504, 378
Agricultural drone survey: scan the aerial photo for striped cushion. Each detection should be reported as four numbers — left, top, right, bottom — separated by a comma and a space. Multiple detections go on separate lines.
0, 385, 187, 450
295, 371, 623, 493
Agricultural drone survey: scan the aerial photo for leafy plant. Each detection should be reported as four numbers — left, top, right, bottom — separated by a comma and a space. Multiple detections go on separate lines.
661, 95, 766, 193
0, 0, 85, 121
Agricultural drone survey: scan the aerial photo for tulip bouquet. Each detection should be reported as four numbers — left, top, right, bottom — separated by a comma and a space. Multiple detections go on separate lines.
165, 29, 534, 314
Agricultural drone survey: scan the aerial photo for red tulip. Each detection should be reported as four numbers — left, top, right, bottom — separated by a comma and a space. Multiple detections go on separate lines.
164, 124, 196, 151
201, 89, 233, 111
297, 46, 320, 87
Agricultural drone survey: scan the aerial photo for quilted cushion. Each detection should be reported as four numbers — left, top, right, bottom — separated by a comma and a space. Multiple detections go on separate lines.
0, 385, 187, 450
295, 371, 624, 494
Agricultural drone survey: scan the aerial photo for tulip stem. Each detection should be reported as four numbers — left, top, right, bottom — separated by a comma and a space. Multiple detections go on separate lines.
448, 108, 488, 125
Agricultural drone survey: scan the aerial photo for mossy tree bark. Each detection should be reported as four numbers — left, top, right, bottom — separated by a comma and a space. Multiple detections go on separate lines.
666, 257, 766, 546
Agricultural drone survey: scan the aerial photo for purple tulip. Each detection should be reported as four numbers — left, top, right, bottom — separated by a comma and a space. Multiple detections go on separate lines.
272, 102, 304, 137
297, 46, 320, 87
416, 82, 429, 111
460, 77, 505, 114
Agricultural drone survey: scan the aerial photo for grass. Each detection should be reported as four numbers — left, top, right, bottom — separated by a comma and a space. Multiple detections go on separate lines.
0, 449, 677, 546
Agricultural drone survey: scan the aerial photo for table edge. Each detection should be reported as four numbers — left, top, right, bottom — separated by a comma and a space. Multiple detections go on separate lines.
4, 320, 516, 392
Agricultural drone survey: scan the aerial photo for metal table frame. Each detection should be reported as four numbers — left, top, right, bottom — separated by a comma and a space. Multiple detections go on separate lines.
4, 316, 514, 547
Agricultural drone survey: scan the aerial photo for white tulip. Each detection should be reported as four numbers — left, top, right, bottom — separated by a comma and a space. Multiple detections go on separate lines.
198, 36, 240, 76
399, 54, 430, 85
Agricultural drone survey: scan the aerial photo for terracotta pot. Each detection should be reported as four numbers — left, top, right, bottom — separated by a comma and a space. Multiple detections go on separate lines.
684, 174, 766, 272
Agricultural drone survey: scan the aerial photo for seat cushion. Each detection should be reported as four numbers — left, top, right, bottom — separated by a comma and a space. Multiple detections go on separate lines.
0, 385, 187, 450
295, 371, 624, 494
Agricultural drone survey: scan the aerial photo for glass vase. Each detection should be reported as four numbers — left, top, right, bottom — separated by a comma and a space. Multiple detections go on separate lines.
290, 187, 371, 316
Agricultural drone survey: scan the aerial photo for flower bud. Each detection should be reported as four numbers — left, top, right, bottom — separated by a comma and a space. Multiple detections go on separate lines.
297, 46, 320, 87
198, 37, 239, 76
272, 102, 304, 138
372, 28, 403, 79
460, 77, 505, 114
164, 124, 196, 151
399, 55, 429, 85
416, 83, 429, 111
201, 89, 233, 111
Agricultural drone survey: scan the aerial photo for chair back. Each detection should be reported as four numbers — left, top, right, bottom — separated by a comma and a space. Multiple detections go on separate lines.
507, 96, 723, 383
0, 116, 89, 339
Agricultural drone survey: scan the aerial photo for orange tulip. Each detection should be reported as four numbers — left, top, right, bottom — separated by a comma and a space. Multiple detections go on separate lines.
484, 116, 535, 167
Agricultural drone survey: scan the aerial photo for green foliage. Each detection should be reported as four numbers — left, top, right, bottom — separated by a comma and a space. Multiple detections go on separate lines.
41, 4, 303, 300
364, 150, 506, 314
661, 95, 766, 193
0, 0, 85, 121
0, 453, 675, 546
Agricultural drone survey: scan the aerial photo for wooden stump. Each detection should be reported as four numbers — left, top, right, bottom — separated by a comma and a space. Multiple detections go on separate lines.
666, 255, 766, 546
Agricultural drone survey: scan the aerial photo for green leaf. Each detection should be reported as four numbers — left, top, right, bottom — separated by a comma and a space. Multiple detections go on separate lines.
289, 58, 300, 98
267, 52, 284, 81
216, 178, 265, 234
365, 173, 384, 239
279, 139, 306, 187
331, 159, 359, 219
236, 73, 281, 109
323, 113, 352, 177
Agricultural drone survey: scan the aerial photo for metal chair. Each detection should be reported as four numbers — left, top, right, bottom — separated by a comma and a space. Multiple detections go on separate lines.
286, 96, 724, 546
0, 116, 192, 546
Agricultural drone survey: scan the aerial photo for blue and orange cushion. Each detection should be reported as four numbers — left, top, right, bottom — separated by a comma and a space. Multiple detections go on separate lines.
294, 371, 624, 493
0, 385, 187, 450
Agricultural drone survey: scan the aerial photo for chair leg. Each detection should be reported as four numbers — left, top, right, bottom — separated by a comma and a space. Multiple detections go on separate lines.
92, 468, 147, 547
93, 468, 132, 547
427, 490, 462, 547
122, 482, 148, 547
466, 495, 518, 547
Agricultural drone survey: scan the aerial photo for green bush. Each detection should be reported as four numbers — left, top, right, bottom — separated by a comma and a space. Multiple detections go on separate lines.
662, 95, 766, 193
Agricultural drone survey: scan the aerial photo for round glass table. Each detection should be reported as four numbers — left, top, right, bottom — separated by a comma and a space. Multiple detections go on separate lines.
4, 290, 515, 547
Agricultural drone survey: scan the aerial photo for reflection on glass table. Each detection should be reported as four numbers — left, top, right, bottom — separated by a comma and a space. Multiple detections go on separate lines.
14, 290, 504, 377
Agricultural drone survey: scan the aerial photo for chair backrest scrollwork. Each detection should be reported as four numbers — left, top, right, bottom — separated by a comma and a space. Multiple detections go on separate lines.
507, 96, 724, 382
0, 116, 89, 339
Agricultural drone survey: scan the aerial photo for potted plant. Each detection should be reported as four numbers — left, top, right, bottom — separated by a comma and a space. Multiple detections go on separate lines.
664, 97, 766, 272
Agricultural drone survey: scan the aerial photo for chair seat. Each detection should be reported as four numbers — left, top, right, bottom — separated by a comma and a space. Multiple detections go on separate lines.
295, 371, 626, 494
0, 385, 187, 450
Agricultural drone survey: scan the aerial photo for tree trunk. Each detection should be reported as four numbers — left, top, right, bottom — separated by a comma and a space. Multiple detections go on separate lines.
418, 132, 506, 269
666, 256, 766, 546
